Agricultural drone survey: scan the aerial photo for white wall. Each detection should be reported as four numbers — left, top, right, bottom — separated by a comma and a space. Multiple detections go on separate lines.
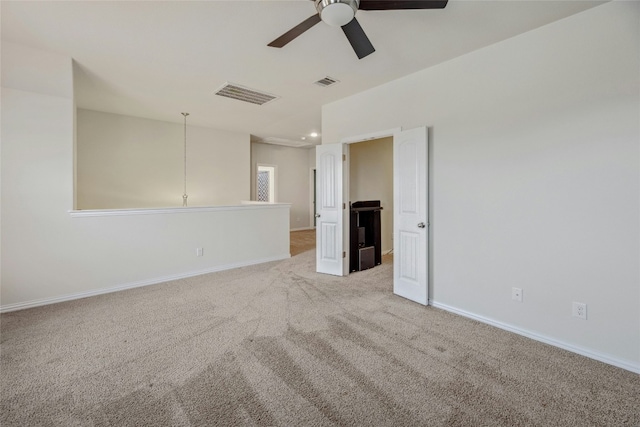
349, 137, 393, 252
1, 42, 289, 310
251, 142, 314, 230
322, 2, 639, 371
77, 109, 249, 209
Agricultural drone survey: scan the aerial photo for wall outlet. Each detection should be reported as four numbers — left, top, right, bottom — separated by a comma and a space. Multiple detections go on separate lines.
572, 302, 587, 320
196, 248, 203, 257
512, 287, 523, 302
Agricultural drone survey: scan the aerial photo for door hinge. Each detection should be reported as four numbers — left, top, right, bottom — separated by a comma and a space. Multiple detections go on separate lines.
342, 154, 346, 161
343, 203, 346, 209
343, 251, 346, 258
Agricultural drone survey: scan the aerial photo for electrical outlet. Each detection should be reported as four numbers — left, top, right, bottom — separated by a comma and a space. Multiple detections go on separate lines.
512, 287, 523, 302
196, 248, 203, 257
572, 302, 587, 320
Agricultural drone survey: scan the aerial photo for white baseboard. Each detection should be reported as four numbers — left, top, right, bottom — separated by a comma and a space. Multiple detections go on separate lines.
429, 300, 640, 374
290, 227, 314, 232
0, 254, 291, 314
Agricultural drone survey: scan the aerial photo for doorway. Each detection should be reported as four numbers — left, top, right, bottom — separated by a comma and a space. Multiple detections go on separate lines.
315, 127, 429, 305
256, 164, 276, 202
348, 137, 394, 259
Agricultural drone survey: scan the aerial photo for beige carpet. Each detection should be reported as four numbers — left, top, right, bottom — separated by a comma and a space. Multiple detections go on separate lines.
1, 242, 638, 426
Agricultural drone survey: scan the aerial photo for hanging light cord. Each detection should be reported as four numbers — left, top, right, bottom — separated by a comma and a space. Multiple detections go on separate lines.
182, 112, 189, 206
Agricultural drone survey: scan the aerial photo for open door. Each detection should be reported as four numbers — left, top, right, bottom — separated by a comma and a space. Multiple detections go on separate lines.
316, 143, 345, 276
393, 127, 428, 305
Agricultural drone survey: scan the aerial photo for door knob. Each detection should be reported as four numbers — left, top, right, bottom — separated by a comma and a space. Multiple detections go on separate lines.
417, 222, 425, 228
315, 214, 321, 218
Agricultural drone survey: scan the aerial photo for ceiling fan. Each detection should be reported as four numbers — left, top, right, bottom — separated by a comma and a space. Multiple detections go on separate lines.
268, 0, 448, 60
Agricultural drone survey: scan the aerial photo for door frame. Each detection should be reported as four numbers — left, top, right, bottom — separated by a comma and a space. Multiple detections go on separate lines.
309, 167, 316, 228
340, 128, 401, 276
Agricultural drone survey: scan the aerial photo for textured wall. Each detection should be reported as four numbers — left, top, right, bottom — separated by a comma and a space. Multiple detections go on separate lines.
77, 109, 250, 209
322, 2, 640, 369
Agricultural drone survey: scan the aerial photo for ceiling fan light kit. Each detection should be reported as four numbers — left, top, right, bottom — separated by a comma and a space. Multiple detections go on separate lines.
268, 0, 448, 60
316, 0, 358, 27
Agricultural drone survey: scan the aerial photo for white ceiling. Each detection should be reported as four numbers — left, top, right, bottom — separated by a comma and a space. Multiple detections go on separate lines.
1, 0, 603, 147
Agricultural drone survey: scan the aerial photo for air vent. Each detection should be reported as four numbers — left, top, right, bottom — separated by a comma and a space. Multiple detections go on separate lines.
214, 83, 278, 106
314, 76, 339, 87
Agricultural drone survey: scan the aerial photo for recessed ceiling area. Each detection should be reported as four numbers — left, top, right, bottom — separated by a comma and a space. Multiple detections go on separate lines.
1, 0, 603, 147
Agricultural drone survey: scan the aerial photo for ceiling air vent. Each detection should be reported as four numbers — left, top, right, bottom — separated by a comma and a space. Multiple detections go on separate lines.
314, 76, 339, 87
214, 83, 278, 106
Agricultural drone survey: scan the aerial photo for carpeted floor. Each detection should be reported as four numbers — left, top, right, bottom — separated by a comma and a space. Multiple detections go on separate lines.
1, 236, 638, 426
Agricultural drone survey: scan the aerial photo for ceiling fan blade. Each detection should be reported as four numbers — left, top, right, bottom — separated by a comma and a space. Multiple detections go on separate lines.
268, 14, 322, 48
342, 18, 375, 59
359, 0, 448, 10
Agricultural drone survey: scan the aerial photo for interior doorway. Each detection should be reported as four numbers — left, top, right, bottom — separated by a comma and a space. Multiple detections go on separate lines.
348, 137, 394, 262
257, 164, 276, 202
316, 127, 429, 305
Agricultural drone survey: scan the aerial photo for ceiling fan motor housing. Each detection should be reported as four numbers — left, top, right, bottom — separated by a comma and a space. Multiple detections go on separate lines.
315, 0, 359, 27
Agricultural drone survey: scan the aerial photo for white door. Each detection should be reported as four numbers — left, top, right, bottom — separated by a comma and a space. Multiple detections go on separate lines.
316, 143, 345, 276
393, 127, 428, 305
